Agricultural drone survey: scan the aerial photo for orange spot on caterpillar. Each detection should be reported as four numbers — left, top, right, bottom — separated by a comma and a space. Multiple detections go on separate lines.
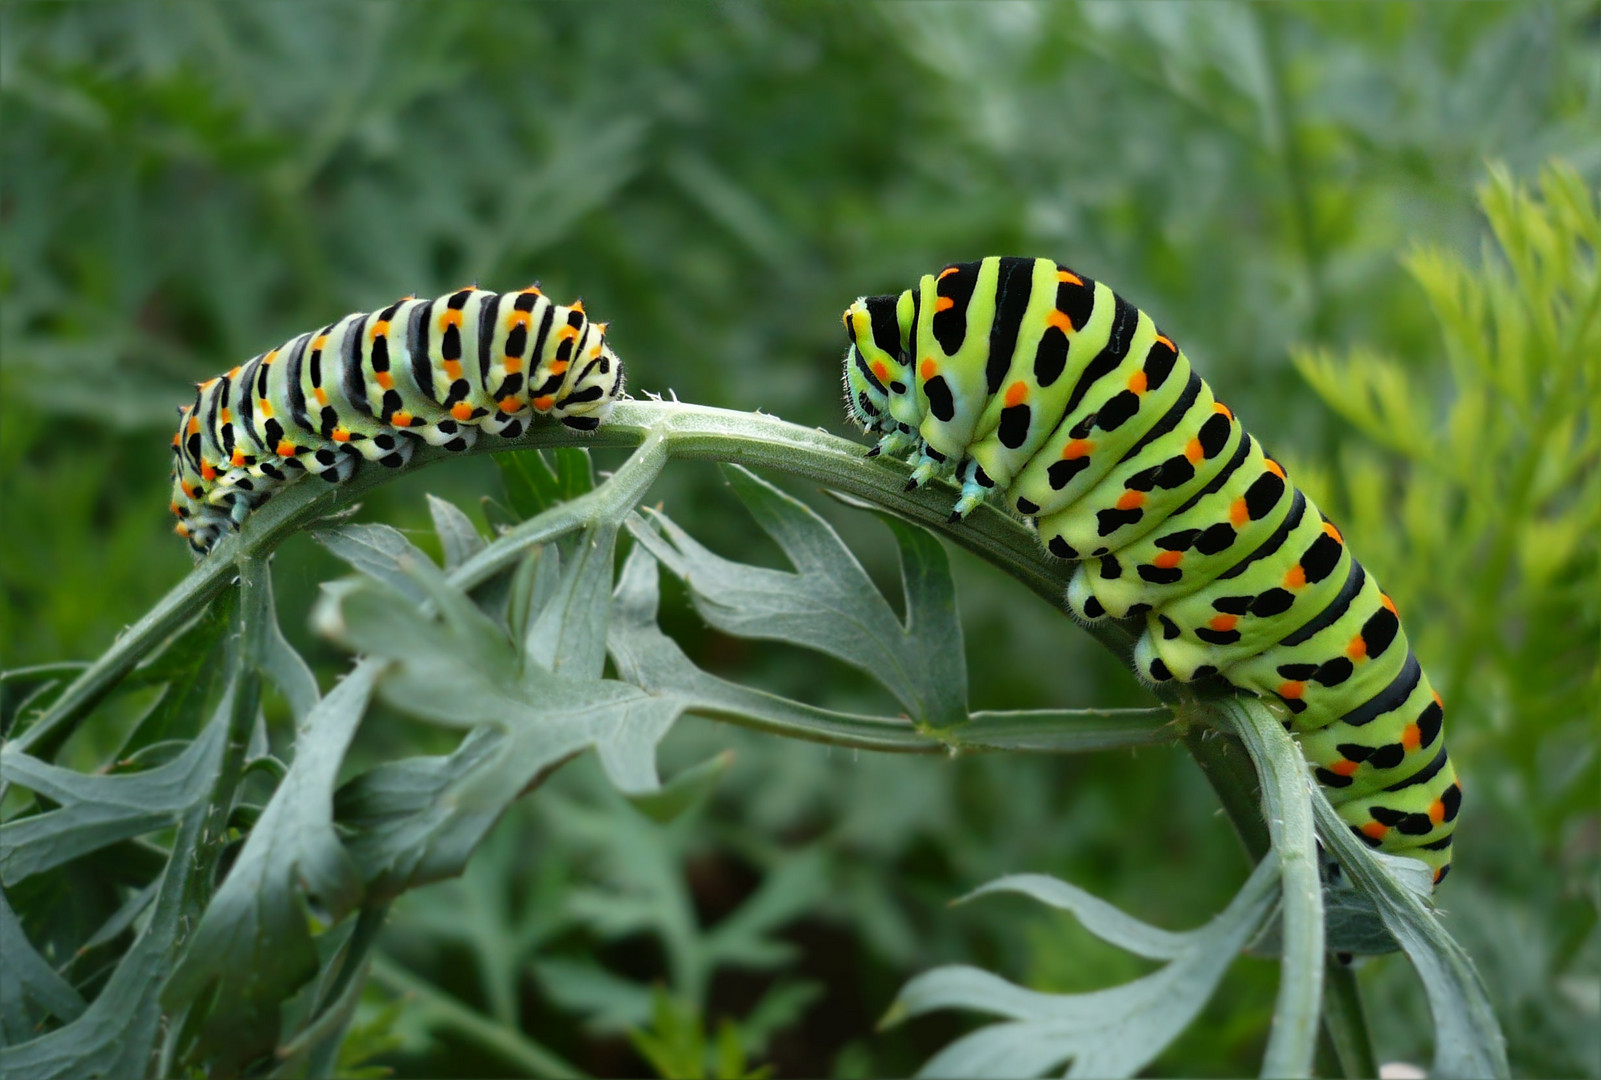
1153, 551, 1185, 570
1433, 867, 1447, 884
498, 397, 525, 413
1264, 458, 1285, 479
1381, 593, 1399, 616
314, 389, 328, 406
390, 411, 413, 427
1323, 522, 1344, 544
1062, 439, 1094, 460
439, 310, 463, 330
1207, 613, 1237, 632
934, 296, 956, 313
312, 335, 328, 352
276, 440, 296, 457
1229, 497, 1250, 525
556, 325, 579, 342
370, 321, 389, 340
257, 398, 274, 419
442, 360, 463, 381
231, 450, 248, 467
1056, 269, 1082, 285
570, 300, 585, 314
375, 371, 394, 390
549, 360, 569, 376
1004, 381, 1028, 407
219, 408, 232, 423
532, 395, 555, 412
1428, 799, 1446, 824
871, 360, 890, 383
1278, 680, 1306, 700
1155, 334, 1175, 351
503, 356, 523, 373
1433, 690, 1444, 708
509, 311, 531, 329
200, 464, 216, 481
1185, 438, 1204, 464
522, 286, 543, 296
1402, 723, 1421, 750
1214, 402, 1234, 420
1128, 370, 1147, 394
1331, 759, 1360, 777
187, 416, 201, 435
450, 402, 474, 421
331, 428, 350, 443
1045, 310, 1075, 333
226, 366, 242, 378
1115, 490, 1145, 511
1347, 635, 1367, 660
1361, 821, 1390, 841
175, 522, 190, 538
170, 501, 181, 515
938, 266, 961, 280
919, 357, 938, 380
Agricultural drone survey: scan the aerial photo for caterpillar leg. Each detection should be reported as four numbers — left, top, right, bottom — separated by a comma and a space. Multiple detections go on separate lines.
948, 459, 998, 520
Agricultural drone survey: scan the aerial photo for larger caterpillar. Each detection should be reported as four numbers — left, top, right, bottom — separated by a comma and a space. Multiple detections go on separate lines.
842, 257, 1460, 884
170, 285, 623, 555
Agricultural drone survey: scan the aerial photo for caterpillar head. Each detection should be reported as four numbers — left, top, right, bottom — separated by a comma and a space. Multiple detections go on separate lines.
550, 315, 625, 431
841, 292, 912, 435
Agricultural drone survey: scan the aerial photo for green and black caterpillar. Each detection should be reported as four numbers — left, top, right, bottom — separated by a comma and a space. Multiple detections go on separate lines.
171, 286, 623, 555
843, 256, 1460, 884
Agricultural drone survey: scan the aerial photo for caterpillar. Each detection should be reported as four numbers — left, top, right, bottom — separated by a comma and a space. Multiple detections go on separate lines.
842, 257, 1460, 884
170, 285, 624, 555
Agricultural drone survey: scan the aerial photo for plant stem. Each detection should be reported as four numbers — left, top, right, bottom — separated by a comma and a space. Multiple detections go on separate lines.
367, 952, 589, 1080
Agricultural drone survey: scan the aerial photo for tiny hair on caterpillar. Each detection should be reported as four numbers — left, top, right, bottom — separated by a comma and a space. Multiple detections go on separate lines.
841, 256, 1460, 885
170, 285, 624, 555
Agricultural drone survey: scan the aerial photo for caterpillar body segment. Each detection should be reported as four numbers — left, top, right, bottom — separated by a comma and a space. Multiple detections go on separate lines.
841, 256, 1460, 884
170, 285, 623, 555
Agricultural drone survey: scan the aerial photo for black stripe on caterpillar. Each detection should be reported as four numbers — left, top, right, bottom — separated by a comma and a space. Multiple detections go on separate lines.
842, 256, 1460, 885
170, 285, 623, 555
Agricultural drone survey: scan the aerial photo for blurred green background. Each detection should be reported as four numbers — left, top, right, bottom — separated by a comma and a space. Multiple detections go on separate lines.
2, 3, 1597, 1077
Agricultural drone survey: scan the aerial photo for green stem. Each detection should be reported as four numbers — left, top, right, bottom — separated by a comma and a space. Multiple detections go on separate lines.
367, 952, 589, 1080
7, 402, 1141, 760
1182, 708, 1376, 1079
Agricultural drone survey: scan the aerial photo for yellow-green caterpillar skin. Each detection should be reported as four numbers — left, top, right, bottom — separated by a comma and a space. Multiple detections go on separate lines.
842, 256, 1459, 884
171, 285, 623, 555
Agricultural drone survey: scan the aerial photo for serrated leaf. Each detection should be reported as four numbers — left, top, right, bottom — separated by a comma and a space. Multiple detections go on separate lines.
608, 542, 933, 752
627, 751, 734, 824
312, 523, 436, 604
0, 720, 228, 884
427, 494, 485, 573
1313, 789, 1510, 1078
632, 465, 967, 726
887, 855, 1279, 1079
319, 550, 683, 898
495, 448, 597, 521
159, 663, 375, 1071
524, 522, 616, 680
0, 699, 229, 1080
0, 888, 86, 1041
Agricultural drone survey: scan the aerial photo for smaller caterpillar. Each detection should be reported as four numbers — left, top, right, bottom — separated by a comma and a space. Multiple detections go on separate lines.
170, 285, 624, 555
